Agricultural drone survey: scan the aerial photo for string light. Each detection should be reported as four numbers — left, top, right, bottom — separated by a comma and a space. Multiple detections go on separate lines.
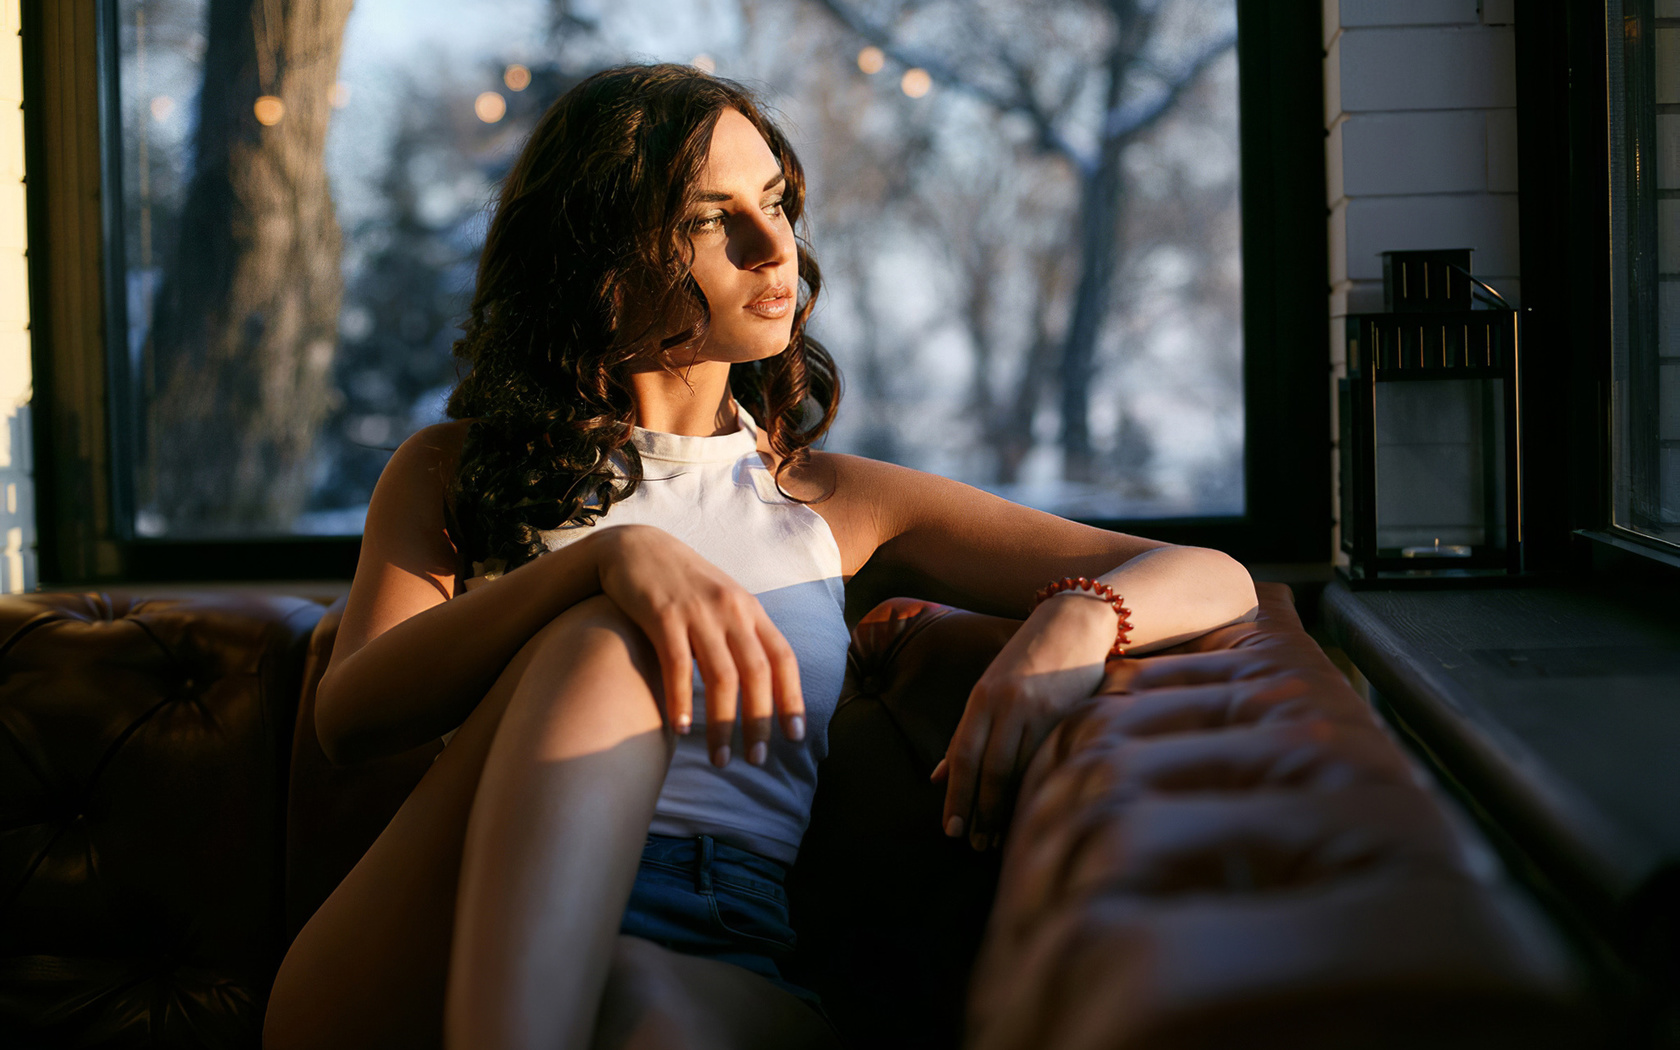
900, 68, 932, 98
503, 64, 531, 91
857, 46, 884, 74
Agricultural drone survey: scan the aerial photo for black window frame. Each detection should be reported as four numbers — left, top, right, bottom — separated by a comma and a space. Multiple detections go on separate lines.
1511, 0, 1680, 577
23, 0, 1328, 585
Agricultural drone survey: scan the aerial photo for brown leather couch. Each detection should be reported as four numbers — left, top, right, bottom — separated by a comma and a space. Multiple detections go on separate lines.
0, 584, 1598, 1048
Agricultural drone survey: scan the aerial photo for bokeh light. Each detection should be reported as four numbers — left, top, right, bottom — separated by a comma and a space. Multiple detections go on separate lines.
329, 83, 351, 108
474, 91, 507, 123
857, 46, 884, 74
503, 64, 531, 91
692, 53, 716, 73
149, 95, 174, 121
253, 95, 285, 125
900, 68, 932, 98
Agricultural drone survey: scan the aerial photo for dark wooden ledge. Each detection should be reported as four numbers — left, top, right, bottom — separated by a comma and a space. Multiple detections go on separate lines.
1322, 579, 1680, 965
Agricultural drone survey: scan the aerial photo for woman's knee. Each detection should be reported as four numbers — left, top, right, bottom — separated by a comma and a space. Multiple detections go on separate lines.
501, 594, 671, 746
532, 594, 660, 678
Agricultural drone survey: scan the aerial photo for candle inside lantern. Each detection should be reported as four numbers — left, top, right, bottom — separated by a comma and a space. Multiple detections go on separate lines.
1400, 538, 1473, 558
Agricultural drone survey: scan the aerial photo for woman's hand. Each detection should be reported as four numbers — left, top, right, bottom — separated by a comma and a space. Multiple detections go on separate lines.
595, 524, 805, 767
933, 592, 1117, 850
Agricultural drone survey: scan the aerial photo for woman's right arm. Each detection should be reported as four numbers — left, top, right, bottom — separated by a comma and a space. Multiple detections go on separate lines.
315, 422, 805, 767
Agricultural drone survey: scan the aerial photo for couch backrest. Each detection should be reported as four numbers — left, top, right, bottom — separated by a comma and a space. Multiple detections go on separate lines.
283, 597, 441, 942
0, 592, 324, 1047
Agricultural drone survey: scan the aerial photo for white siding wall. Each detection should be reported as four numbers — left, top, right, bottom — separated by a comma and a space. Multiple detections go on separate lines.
1325, 0, 1519, 561
0, 0, 30, 594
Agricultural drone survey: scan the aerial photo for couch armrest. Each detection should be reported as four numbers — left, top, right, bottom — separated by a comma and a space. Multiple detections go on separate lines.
793, 581, 1596, 1050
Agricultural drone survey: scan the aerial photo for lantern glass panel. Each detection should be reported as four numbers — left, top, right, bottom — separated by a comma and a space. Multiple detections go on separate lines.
1373, 379, 1506, 553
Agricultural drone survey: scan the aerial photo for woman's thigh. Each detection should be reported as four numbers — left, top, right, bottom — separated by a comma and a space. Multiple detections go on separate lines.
594, 936, 843, 1050
263, 595, 661, 1050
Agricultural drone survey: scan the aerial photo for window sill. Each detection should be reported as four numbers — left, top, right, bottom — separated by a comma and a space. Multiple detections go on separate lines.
1322, 577, 1680, 964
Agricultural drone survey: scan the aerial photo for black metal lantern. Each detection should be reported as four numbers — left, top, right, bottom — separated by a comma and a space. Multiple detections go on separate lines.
1338, 249, 1524, 586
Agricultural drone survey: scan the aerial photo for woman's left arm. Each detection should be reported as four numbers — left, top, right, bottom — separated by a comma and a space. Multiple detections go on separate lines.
824, 454, 1259, 850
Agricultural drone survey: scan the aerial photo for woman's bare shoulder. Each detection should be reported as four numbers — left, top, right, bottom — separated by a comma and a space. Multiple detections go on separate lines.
381, 420, 473, 491
359, 420, 477, 546
401, 418, 474, 463
777, 450, 914, 576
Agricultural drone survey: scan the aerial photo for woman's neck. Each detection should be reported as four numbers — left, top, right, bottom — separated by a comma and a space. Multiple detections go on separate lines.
626, 360, 738, 436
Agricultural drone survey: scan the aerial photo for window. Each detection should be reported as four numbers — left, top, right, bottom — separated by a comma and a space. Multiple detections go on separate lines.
1608, 0, 1680, 553
26, 1, 1327, 581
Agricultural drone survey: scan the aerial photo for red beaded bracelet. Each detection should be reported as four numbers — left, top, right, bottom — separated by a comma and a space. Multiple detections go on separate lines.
1031, 576, 1133, 658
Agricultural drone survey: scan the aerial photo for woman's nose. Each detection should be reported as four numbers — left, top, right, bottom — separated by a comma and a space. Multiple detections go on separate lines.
732, 211, 791, 270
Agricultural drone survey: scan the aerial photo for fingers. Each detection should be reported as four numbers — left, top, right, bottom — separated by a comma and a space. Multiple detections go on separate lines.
973, 721, 1031, 848
679, 594, 804, 769
654, 614, 695, 736
943, 690, 1061, 852
692, 624, 739, 767
941, 703, 990, 845
758, 617, 806, 745
726, 619, 774, 767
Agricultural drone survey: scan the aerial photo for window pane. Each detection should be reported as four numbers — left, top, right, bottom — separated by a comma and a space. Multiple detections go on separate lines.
1610, 0, 1680, 546
116, 0, 1243, 537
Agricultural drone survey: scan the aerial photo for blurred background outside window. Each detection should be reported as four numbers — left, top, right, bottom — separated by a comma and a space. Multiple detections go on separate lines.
116, 0, 1242, 538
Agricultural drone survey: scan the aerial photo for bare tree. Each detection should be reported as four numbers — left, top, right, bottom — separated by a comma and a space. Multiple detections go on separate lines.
809, 0, 1233, 481
144, 0, 355, 533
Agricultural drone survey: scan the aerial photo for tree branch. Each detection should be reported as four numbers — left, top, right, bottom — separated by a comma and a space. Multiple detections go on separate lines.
1102, 30, 1236, 144
806, 0, 1093, 168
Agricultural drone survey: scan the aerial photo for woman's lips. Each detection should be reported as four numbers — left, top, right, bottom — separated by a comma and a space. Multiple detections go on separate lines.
745, 287, 793, 319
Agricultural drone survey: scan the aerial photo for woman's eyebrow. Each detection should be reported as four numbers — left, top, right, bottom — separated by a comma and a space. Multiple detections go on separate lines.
692, 172, 788, 203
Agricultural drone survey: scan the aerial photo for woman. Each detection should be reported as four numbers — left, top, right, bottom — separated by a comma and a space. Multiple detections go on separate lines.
263, 64, 1256, 1050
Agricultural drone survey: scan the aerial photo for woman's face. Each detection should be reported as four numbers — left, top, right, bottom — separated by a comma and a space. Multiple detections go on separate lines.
679, 108, 799, 364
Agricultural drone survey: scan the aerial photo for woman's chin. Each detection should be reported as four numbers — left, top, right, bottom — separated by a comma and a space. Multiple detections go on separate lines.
719, 341, 792, 365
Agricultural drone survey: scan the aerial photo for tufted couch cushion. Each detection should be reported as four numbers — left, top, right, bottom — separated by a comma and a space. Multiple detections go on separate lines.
968, 588, 1595, 1050
0, 594, 323, 1049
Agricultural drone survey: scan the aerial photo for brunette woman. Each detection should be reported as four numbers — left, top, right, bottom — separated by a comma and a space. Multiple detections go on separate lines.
263, 63, 1257, 1050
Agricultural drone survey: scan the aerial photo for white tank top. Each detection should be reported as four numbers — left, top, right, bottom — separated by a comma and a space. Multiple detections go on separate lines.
454, 405, 850, 864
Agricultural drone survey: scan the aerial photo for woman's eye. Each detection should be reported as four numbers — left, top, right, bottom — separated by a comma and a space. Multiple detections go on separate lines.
765, 197, 785, 217
690, 213, 725, 232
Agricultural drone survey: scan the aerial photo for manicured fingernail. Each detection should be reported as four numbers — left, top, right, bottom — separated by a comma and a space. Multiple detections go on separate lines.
945, 815, 964, 838
712, 745, 730, 767
788, 715, 805, 742
930, 758, 947, 782
676, 715, 691, 735
971, 831, 987, 852
749, 741, 768, 765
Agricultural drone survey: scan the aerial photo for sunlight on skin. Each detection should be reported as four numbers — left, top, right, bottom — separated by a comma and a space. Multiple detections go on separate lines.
627, 108, 800, 438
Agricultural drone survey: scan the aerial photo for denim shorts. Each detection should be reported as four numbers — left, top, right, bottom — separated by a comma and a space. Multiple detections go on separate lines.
619, 833, 823, 1010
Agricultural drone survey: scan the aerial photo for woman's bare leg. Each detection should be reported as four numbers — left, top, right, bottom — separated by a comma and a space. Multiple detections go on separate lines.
264, 595, 663, 1050
443, 598, 673, 1050
265, 594, 837, 1050
592, 937, 842, 1050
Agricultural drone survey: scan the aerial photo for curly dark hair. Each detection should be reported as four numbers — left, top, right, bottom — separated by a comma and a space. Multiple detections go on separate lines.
445, 63, 840, 574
